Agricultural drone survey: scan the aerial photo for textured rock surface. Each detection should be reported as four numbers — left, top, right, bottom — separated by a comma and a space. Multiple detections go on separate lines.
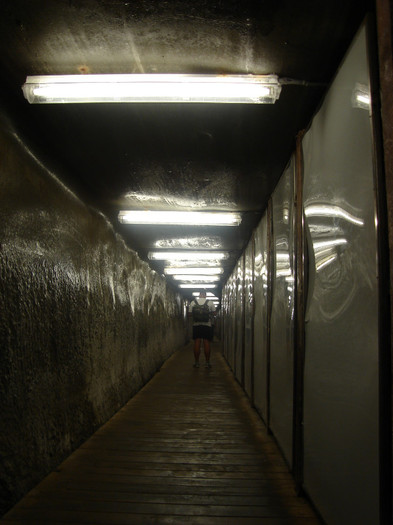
0, 116, 186, 515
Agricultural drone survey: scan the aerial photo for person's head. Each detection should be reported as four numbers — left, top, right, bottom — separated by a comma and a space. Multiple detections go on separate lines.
199, 291, 207, 299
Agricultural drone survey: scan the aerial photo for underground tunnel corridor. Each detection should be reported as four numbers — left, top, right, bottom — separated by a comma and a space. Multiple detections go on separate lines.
0, 2, 392, 525
1, 342, 322, 525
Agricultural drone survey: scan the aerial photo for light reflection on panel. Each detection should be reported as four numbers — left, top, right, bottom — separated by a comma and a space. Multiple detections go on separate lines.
234, 256, 245, 383
222, 284, 229, 361
244, 239, 254, 398
269, 156, 295, 467
228, 272, 237, 370
253, 213, 269, 422
302, 25, 379, 525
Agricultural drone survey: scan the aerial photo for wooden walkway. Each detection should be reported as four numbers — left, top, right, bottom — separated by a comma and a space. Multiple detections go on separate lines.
2, 343, 321, 524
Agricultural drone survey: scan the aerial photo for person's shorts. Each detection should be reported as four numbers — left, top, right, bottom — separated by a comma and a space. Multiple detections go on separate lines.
193, 324, 213, 341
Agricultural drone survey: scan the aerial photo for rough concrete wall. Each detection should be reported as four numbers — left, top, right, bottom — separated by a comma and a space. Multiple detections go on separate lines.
0, 116, 186, 515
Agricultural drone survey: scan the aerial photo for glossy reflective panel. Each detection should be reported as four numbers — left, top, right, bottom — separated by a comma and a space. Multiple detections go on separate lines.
234, 256, 245, 383
244, 239, 254, 398
269, 156, 295, 467
253, 213, 270, 423
223, 272, 237, 370
302, 25, 379, 525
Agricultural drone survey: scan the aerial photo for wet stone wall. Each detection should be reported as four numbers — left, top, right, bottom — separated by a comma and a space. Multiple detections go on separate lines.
0, 119, 186, 515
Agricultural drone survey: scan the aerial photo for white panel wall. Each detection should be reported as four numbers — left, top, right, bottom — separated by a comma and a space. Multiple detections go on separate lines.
302, 25, 379, 525
253, 215, 269, 422
269, 158, 296, 466
234, 255, 245, 384
244, 239, 254, 398
222, 20, 383, 525
225, 272, 236, 370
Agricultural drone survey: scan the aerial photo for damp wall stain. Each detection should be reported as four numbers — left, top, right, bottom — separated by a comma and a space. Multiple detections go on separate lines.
0, 120, 186, 516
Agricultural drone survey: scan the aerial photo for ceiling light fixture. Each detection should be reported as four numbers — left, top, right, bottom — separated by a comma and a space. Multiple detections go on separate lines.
172, 275, 221, 282
192, 292, 218, 298
22, 74, 282, 104
148, 251, 229, 261
164, 267, 223, 275
118, 210, 241, 226
179, 284, 217, 289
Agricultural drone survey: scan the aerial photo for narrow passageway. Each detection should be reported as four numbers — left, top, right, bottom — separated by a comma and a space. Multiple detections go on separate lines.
2, 343, 321, 524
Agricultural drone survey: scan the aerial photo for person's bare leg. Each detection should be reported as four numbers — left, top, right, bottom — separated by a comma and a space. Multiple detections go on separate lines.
203, 339, 211, 364
193, 338, 201, 366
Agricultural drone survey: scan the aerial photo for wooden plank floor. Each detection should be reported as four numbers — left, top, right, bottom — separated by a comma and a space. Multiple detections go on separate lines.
2, 343, 322, 525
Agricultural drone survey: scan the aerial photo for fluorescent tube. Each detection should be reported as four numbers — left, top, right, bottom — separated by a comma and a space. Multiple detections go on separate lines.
172, 275, 220, 282
118, 210, 241, 226
164, 267, 223, 275
22, 74, 281, 104
192, 292, 218, 298
148, 251, 229, 261
179, 284, 217, 289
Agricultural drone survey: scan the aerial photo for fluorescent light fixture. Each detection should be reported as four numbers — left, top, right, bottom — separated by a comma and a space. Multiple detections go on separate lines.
172, 275, 221, 282
148, 251, 229, 261
119, 210, 241, 226
192, 292, 219, 298
165, 267, 223, 275
22, 74, 281, 104
179, 283, 217, 289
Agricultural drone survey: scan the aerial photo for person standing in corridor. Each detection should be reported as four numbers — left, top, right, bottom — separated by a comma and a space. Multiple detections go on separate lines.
188, 291, 216, 368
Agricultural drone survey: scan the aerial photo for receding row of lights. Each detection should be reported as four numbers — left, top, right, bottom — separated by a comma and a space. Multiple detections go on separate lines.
119, 211, 242, 295
21, 74, 256, 297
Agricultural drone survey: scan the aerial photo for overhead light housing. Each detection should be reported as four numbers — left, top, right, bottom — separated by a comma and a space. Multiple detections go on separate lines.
164, 267, 223, 275
179, 284, 217, 289
148, 251, 229, 261
22, 74, 282, 104
172, 275, 221, 282
193, 292, 218, 298
119, 210, 241, 226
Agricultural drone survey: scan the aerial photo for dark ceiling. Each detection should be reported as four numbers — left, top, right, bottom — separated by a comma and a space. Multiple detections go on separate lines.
0, 0, 370, 300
